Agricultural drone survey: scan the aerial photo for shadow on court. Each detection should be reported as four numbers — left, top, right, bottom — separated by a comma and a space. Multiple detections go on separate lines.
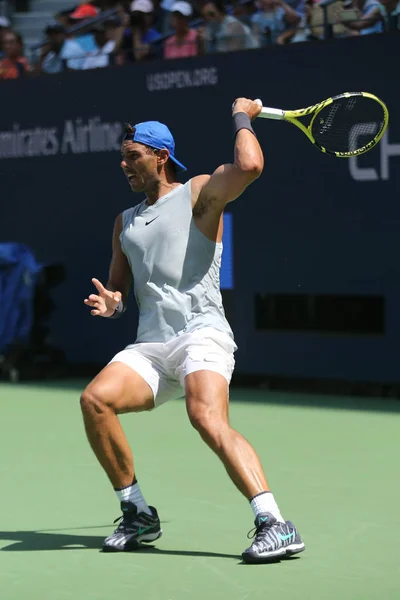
0, 529, 241, 560
0, 530, 106, 551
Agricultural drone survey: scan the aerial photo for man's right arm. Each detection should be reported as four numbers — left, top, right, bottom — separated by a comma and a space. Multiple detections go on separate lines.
84, 213, 132, 318
106, 213, 132, 306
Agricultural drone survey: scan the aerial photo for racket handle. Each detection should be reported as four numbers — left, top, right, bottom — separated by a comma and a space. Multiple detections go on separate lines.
258, 107, 285, 120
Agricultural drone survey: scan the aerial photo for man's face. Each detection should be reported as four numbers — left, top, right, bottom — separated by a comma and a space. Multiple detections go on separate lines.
2, 32, 21, 58
171, 12, 188, 31
130, 10, 147, 28
48, 31, 66, 49
202, 2, 220, 22
120, 140, 159, 193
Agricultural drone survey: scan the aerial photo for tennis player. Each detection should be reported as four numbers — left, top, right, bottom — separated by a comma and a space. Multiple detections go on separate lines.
81, 97, 305, 563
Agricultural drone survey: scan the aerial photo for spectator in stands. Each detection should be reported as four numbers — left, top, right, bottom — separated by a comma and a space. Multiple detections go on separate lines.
101, 15, 128, 63
200, 0, 258, 53
162, 0, 201, 33
37, 22, 67, 75
103, 14, 125, 41
286, 0, 310, 41
60, 3, 100, 69
164, 1, 199, 59
343, 0, 383, 34
0, 30, 31, 79
234, 0, 259, 28
121, 0, 161, 62
251, 0, 302, 45
81, 22, 117, 68
379, 0, 400, 29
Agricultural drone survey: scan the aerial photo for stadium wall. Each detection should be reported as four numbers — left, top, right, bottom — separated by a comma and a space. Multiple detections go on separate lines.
1, 33, 400, 383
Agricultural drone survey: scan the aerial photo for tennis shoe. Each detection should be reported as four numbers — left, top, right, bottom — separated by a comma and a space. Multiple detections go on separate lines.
102, 501, 162, 552
242, 512, 305, 563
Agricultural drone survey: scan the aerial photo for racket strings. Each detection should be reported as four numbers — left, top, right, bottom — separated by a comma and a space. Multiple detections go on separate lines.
311, 96, 385, 153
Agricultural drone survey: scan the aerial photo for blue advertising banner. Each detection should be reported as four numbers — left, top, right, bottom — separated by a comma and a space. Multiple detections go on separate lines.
1, 34, 400, 382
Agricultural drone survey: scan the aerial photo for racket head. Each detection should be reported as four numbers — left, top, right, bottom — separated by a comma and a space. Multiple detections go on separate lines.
306, 92, 388, 157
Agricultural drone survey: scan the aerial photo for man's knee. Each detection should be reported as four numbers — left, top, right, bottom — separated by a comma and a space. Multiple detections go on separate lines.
187, 398, 228, 449
187, 404, 208, 433
80, 386, 114, 415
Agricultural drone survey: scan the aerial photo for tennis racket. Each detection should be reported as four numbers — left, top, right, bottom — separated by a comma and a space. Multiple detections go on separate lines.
256, 92, 389, 158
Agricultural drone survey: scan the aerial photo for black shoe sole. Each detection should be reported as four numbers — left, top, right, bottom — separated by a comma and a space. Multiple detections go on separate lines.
102, 530, 162, 553
242, 543, 305, 564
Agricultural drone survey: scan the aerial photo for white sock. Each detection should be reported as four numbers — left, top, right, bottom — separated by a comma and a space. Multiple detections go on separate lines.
250, 492, 285, 523
115, 480, 152, 516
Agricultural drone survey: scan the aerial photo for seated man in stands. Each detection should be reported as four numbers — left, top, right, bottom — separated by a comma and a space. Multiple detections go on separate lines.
81, 22, 117, 69
119, 0, 161, 62
251, 0, 302, 45
164, 1, 200, 59
0, 30, 31, 79
60, 3, 99, 69
201, 0, 258, 53
36, 21, 67, 75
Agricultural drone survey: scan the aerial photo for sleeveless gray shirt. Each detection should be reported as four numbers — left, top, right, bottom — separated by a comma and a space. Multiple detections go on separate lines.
120, 179, 233, 343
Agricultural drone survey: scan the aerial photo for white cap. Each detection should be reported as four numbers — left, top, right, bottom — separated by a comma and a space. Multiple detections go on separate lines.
0, 16, 10, 27
130, 0, 154, 12
170, 1, 192, 15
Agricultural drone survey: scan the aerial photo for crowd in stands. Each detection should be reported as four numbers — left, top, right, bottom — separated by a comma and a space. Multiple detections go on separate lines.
0, 0, 399, 79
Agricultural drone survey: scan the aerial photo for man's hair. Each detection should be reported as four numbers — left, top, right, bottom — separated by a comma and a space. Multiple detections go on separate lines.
208, 0, 226, 14
123, 123, 177, 176
124, 123, 135, 137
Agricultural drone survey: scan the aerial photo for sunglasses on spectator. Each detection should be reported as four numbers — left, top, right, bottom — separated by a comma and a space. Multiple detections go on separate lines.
205, 10, 217, 16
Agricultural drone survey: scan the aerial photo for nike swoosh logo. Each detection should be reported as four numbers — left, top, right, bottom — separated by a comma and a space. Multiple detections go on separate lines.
259, 517, 269, 523
279, 531, 296, 541
137, 525, 154, 536
145, 217, 159, 226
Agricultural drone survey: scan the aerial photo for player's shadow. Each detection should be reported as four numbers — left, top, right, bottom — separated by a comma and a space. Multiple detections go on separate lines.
0, 528, 240, 560
0, 529, 107, 551
132, 545, 297, 564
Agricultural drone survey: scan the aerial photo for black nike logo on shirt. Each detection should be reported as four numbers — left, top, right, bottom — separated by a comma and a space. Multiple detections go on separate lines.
145, 216, 159, 226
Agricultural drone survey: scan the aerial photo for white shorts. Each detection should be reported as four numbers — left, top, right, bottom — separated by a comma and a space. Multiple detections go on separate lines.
109, 327, 237, 408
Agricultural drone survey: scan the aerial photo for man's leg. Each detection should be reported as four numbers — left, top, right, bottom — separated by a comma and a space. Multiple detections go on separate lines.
184, 370, 270, 499
80, 362, 154, 489
80, 361, 161, 552
185, 370, 305, 562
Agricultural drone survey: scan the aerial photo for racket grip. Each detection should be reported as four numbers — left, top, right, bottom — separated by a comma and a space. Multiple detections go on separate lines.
258, 107, 285, 120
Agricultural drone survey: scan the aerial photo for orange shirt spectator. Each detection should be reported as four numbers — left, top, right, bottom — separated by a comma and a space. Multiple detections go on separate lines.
0, 31, 30, 80
163, 1, 199, 59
